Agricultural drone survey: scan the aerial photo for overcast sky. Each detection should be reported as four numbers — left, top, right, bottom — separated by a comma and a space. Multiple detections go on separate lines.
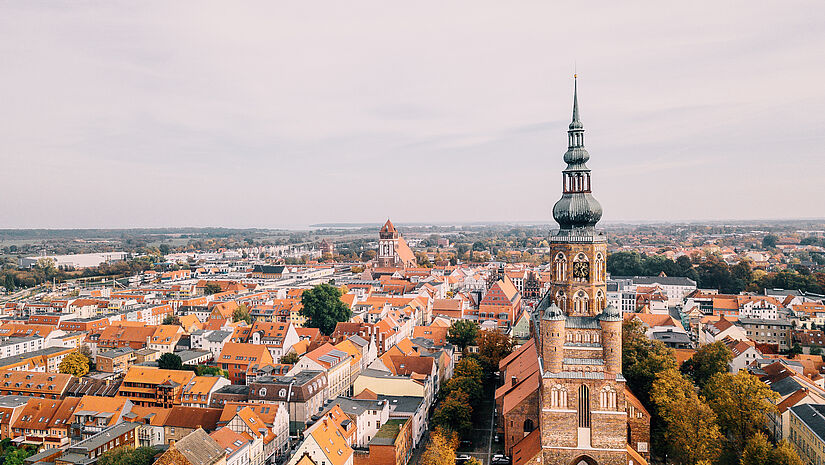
1, 2, 824, 229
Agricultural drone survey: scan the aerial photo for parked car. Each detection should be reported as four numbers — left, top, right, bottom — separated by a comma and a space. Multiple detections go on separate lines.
455, 454, 473, 465
492, 454, 512, 465
459, 439, 472, 449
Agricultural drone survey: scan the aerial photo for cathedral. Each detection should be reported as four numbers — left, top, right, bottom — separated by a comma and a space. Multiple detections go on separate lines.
496, 79, 650, 465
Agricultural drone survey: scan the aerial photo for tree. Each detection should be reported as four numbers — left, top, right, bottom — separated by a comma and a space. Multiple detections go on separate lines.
203, 282, 222, 295
157, 353, 183, 371
475, 330, 514, 372
440, 375, 483, 407
762, 234, 779, 249
59, 351, 90, 377
162, 314, 180, 326
454, 358, 483, 382
97, 446, 157, 465
742, 432, 772, 465
158, 243, 171, 255
703, 371, 779, 459
300, 284, 352, 335
622, 319, 677, 407
771, 440, 804, 465
811, 346, 823, 356
680, 341, 734, 388
280, 352, 300, 364
233, 304, 253, 325
742, 433, 803, 465
420, 428, 456, 465
447, 320, 479, 354
431, 391, 473, 438
651, 369, 723, 465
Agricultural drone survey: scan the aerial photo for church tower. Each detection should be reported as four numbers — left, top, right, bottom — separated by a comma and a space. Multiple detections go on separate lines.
535, 77, 627, 465
378, 219, 399, 267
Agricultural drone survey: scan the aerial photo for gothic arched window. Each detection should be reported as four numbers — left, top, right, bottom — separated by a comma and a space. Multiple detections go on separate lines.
555, 290, 567, 313
551, 384, 568, 409
600, 385, 617, 410
594, 253, 606, 282
595, 290, 605, 312
574, 291, 589, 315
554, 253, 567, 281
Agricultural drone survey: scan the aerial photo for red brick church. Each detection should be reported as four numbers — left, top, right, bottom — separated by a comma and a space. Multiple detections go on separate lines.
495, 79, 650, 465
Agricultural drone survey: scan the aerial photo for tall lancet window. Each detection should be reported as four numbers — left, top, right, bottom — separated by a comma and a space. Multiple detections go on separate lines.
578, 384, 591, 428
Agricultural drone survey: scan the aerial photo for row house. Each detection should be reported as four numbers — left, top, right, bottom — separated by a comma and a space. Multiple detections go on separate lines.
218, 343, 275, 385
246, 370, 328, 436
116, 366, 196, 408
71, 395, 133, 439
219, 402, 290, 459
0, 371, 73, 399
289, 343, 351, 399
10, 396, 79, 449
190, 329, 233, 359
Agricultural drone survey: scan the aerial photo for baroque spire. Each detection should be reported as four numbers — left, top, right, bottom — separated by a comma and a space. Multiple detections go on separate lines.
552, 76, 603, 233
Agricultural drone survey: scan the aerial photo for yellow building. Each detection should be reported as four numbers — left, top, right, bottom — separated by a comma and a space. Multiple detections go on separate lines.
789, 404, 825, 465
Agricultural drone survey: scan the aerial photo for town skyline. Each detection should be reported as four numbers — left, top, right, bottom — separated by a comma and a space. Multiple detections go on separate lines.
2, 2, 825, 228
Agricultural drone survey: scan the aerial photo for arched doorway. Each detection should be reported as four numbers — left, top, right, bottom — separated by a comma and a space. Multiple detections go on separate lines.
569, 455, 598, 465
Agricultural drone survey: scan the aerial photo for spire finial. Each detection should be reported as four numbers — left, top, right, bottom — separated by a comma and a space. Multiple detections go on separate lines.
569, 75, 583, 130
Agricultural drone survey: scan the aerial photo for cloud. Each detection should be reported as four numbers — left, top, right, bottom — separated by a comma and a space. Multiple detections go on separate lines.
0, 1, 824, 228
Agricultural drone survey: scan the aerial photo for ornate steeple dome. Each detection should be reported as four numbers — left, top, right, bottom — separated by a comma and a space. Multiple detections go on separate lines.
552, 76, 603, 233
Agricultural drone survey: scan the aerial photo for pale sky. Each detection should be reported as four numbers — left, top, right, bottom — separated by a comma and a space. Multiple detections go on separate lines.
2, 1, 824, 229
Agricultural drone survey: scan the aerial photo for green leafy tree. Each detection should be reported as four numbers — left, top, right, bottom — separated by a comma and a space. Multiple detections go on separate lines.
622, 319, 677, 407
97, 446, 157, 465
162, 314, 180, 326
59, 351, 90, 377
157, 353, 183, 370
447, 320, 479, 354
300, 284, 352, 335
280, 352, 300, 364
158, 243, 171, 255
762, 234, 779, 249
203, 282, 222, 295
703, 371, 779, 459
680, 341, 734, 388
232, 304, 253, 325
431, 390, 473, 438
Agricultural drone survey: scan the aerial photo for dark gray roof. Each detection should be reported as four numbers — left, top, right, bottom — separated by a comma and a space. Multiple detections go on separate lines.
205, 330, 232, 342
376, 395, 423, 414
322, 396, 386, 417
67, 422, 140, 454
770, 376, 804, 397
738, 318, 792, 326
98, 347, 135, 358
253, 265, 286, 274
565, 316, 600, 329
255, 370, 324, 387
790, 404, 825, 441
0, 347, 74, 369
652, 331, 692, 344
175, 349, 212, 363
